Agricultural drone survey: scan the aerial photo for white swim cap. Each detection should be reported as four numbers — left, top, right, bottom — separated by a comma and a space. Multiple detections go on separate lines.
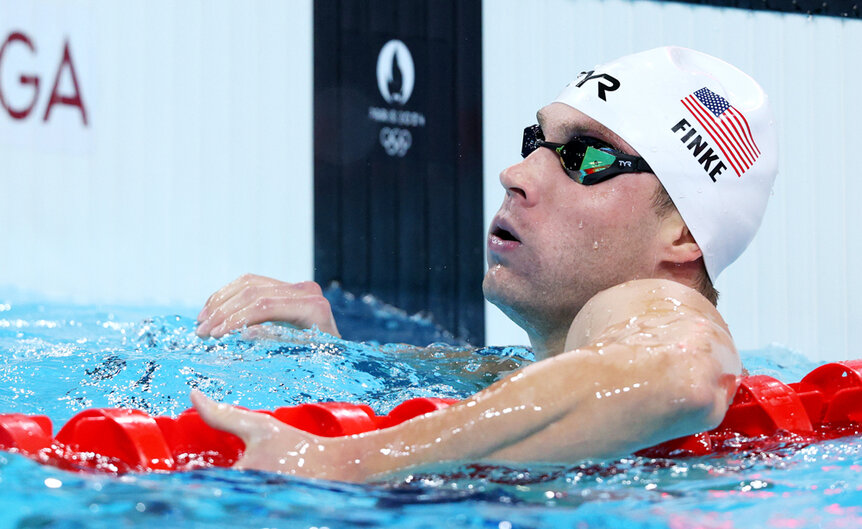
554, 46, 778, 281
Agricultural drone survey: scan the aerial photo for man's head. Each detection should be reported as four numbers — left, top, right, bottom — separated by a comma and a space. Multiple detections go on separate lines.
483, 47, 777, 354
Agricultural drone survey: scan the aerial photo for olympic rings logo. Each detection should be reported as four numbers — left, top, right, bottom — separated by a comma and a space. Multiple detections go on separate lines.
379, 127, 412, 157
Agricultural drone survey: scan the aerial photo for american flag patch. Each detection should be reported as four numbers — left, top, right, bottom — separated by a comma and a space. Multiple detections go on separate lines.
680, 87, 760, 177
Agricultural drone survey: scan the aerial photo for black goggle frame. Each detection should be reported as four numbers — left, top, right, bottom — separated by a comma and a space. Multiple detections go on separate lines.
521, 125, 654, 185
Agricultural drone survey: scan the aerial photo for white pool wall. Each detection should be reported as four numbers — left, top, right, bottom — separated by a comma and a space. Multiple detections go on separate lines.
0, 0, 314, 308
483, 0, 862, 363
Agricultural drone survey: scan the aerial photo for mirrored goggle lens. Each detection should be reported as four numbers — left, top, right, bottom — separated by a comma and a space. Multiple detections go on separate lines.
556, 143, 617, 175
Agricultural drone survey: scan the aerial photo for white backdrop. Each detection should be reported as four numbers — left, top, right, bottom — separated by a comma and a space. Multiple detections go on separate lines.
482, 0, 862, 362
0, 0, 314, 307
1, 0, 859, 361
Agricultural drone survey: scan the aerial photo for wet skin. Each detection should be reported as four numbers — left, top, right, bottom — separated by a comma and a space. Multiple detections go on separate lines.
193, 279, 741, 481
484, 103, 672, 359
192, 103, 739, 481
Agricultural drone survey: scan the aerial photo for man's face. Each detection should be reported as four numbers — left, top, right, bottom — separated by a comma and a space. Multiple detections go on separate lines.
483, 103, 666, 344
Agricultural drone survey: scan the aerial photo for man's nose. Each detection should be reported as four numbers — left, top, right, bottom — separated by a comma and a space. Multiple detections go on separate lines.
499, 153, 546, 207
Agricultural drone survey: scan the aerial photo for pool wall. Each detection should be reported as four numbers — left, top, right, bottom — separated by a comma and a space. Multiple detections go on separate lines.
0, 0, 315, 309
1, 0, 860, 362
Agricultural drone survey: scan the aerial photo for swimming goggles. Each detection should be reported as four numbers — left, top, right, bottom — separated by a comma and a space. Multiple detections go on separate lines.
521, 124, 654, 185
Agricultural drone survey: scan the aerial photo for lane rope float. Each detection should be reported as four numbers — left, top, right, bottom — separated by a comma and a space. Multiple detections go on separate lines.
2, 361, 861, 473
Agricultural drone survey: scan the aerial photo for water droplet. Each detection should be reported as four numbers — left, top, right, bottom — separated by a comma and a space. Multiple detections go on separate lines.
593, 241, 599, 250
578, 220, 584, 229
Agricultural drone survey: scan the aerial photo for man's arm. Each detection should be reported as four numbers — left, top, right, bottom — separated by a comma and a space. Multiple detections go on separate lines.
192, 278, 741, 482
196, 274, 339, 338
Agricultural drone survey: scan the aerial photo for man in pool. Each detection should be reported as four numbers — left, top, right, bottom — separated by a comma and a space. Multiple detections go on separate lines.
192, 46, 777, 481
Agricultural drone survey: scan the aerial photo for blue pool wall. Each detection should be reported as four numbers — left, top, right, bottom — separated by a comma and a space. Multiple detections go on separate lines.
0, 0, 860, 362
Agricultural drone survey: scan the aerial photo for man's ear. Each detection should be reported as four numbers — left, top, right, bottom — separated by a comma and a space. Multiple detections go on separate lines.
659, 209, 702, 265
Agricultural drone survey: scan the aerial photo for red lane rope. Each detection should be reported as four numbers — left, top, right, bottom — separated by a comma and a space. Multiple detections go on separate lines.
636, 360, 862, 458
2, 361, 861, 473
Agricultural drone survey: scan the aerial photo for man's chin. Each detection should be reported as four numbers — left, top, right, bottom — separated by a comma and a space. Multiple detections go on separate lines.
483, 272, 529, 325
482, 267, 505, 305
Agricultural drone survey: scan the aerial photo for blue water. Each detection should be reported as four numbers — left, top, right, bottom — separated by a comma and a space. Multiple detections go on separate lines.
1, 289, 861, 529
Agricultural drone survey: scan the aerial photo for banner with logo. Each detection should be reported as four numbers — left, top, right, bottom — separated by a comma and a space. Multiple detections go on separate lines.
313, 0, 484, 344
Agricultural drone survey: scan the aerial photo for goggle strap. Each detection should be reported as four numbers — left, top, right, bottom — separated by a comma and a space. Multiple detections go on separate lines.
637, 158, 653, 173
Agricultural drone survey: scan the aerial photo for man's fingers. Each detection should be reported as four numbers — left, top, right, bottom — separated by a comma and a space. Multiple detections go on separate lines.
197, 275, 281, 337
202, 295, 277, 338
191, 392, 346, 479
198, 276, 247, 322
196, 277, 337, 339
190, 389, 283, 444
197, 274, 274, 324
198, 284, 301, 337
198, 274, 266, 321
208, 296, 339, 338
190, 389, 249, 438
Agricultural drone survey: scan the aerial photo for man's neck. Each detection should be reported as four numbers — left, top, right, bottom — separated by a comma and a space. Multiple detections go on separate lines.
528, 330, 568, 361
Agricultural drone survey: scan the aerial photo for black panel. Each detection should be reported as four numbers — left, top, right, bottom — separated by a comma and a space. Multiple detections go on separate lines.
453, 0, 485, 341
668, 0, 860, 18
313, 0, 485, 345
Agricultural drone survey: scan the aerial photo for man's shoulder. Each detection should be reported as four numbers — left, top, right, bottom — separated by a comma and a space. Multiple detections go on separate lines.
564, 279, 729, 351
587, 278, 717, 315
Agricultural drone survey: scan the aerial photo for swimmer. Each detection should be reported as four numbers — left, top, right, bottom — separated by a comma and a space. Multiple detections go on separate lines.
193, 46, 778, 481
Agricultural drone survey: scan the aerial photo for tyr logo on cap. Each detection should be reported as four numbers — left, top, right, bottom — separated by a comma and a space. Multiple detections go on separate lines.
574, 70, 620, 101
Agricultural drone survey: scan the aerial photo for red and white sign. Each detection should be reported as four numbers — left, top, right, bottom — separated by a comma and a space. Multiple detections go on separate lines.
0, 6, 94, 153
0, 31, 88, 126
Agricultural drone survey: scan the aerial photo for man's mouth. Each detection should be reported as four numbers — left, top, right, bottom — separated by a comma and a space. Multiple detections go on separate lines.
489, 219, 522, 251
492, 225, 520, 243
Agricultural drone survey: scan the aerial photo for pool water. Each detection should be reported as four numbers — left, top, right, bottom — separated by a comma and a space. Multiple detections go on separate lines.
1, 288, 861, 529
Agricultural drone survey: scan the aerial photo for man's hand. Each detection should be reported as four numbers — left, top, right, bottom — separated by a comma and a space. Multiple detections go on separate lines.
190, 390, 361, 481
196, 274, 340, 339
